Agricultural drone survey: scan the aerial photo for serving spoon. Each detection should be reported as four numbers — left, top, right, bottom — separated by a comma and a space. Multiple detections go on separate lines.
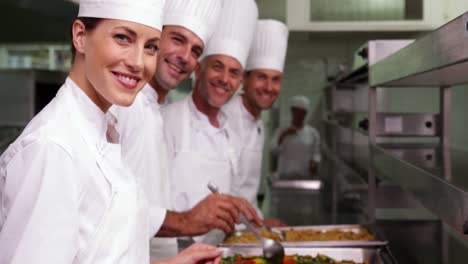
207, 182, 285, 264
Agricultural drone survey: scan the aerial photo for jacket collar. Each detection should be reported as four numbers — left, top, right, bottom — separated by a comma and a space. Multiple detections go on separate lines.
141, 83, 158, 106
188, 93, 228, 131
61, 77, 118, 150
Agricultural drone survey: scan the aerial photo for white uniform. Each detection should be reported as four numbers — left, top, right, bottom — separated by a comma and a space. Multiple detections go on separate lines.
271, 125, 321, 179
224, 95, 263, 213
111, 84, 177, 260
162, 95, 239, 245
0, 78, 149, 263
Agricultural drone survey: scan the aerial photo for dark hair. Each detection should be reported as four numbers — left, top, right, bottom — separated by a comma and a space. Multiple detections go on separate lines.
70, 17, 102, 63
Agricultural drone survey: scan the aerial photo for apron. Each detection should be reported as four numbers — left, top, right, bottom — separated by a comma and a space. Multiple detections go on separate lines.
59, 82, 149, 264
279, 129, 314, 178
170, 98, 238, 245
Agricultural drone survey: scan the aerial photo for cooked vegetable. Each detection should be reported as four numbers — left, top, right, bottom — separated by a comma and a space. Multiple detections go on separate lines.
221, 254, 366, 264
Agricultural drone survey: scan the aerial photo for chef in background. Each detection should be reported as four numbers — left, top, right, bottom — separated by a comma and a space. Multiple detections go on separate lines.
112, 0, 242, 260
271, 95, 321, 179
0, 0, 222, 263
223, 19, 289, 227
162, 0, 261, 246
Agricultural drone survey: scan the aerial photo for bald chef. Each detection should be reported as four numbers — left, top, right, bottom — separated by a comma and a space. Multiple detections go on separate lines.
224, 19, 289, 227
162, 0, 261, 245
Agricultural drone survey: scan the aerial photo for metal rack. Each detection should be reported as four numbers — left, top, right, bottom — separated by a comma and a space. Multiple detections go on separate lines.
322, 39, 418, 224
368, 11, 468, 237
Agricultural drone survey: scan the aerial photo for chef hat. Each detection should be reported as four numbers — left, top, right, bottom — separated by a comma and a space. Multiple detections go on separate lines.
246, 19, 289, 72
78, 0, 165, 31
204, 0, 258, 68
289, 95, 310, 111
163, 0, 221, 46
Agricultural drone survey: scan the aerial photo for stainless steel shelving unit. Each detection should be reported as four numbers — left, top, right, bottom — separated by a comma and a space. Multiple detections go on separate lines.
322, 39, 417, 224
321, 12, 468, 263
368, 11, 468, 237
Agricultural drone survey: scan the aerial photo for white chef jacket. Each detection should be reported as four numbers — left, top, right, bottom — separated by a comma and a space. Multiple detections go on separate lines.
270, 124, 321, 179
0, 78, 149, 263
223, 95, 264, 214
163, 95, 238, 164
162, 94, 239, 244
111, 83, 176, 260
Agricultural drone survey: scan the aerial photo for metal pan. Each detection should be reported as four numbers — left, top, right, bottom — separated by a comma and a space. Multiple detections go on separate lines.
221, 224, 388, 247
221, 247, 386, 264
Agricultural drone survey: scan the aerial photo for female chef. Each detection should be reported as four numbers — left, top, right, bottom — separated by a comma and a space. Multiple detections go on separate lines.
0, 0, 221, 263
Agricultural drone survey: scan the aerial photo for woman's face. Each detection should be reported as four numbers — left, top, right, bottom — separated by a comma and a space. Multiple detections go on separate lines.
75, 19, 161, 110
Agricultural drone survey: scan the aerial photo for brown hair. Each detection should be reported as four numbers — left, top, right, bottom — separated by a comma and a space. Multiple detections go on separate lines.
70, 17, 102, 63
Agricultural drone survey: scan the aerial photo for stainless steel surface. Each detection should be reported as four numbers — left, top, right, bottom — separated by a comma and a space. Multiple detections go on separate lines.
368, 86, 377, 223
372, 143, 468, 236
370, 12, 468, 87
367, 40, 415, 66
440, 86, 452, 181
377, 143, 439, 169
325, 112, 439, 137
271, 180, 322, 190
322, 142, 367, 191
375, 113, 439, 137
221, 247, 385, 264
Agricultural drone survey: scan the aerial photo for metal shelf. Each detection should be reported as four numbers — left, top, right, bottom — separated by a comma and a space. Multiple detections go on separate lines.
370, 12, 468, 87
323, 117, 369, 137
371, 143, 468, 235
322, 142, 367, 186
336, 65, 368, 87
324, 112, 440, 137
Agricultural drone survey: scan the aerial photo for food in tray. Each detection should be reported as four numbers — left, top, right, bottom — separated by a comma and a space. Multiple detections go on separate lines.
223, 228, 375, 244
224, 229, 283, 243
221, 253, 367, 264
284, 228, 375, 241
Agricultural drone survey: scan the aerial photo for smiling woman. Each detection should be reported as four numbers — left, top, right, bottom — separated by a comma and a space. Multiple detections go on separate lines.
0, 0, 219, 263
0, 0, 164, 263
70, 18, 160, 110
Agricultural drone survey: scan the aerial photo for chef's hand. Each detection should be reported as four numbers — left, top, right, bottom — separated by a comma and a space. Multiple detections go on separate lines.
184, 193, 263, 235
278, 127, 297, 145
154, 243, 222, 264
263, 218, 288, 227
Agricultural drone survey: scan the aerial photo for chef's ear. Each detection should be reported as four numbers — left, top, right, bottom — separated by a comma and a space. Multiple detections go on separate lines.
243, 71, 248, 82
72, 19, 87, 55
194, 60, 202, 79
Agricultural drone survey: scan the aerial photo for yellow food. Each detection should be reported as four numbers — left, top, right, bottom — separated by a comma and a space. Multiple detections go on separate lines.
224, 228, 375, 244
224, 230, 282, 243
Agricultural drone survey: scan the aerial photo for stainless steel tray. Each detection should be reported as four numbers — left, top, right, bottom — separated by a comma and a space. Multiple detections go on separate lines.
221, 247, 386, 264
271, 180, 322, 190
221, 224, 388, 247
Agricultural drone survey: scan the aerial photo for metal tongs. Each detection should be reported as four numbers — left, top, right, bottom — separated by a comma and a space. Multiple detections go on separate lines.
207, 182, 285, 264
